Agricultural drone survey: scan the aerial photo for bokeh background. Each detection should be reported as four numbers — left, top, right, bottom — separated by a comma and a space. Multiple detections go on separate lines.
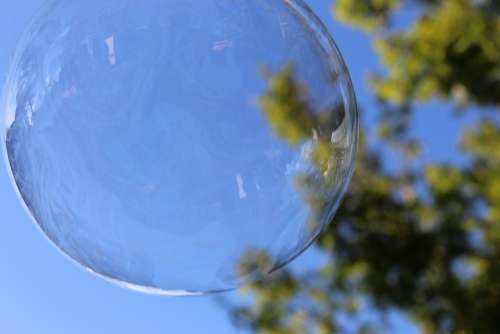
1, 0, 498, 333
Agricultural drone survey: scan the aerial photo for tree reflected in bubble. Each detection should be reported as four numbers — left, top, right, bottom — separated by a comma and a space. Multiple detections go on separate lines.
236, 64, 355, 281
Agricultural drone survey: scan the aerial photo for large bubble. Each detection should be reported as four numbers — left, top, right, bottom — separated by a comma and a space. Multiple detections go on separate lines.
1, 0, 358, 295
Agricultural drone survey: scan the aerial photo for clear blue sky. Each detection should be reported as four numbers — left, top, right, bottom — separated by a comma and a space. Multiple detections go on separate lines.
0, 1, 469, 333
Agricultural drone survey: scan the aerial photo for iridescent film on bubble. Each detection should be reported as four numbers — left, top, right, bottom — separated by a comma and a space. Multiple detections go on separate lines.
1, 0, 358, 295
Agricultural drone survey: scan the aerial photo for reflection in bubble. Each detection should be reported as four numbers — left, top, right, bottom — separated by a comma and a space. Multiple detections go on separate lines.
1, 0, 357, 294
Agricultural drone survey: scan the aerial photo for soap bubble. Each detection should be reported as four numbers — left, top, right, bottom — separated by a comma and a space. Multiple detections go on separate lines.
1, 0, 358, 295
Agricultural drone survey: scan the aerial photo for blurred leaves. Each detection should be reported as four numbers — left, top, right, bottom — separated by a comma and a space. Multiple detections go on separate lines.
370, 0, 500, 106
335, 0, 402, 32
219, 0, 500, 333
336, 0, 499, 147
259, 65, 316, 145
259, 65, 348, 234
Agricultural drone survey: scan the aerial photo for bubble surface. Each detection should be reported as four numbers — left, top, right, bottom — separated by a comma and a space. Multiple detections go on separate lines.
1, 0, 358, 295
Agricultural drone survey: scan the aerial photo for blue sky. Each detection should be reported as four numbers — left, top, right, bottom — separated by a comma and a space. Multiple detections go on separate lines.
0, 0, 470, 333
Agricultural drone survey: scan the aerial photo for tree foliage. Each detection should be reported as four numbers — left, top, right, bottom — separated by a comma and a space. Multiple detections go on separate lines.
220, 0, 500, 333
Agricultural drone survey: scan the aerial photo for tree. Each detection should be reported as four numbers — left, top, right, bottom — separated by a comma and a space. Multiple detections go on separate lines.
219, 0, 500, 333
